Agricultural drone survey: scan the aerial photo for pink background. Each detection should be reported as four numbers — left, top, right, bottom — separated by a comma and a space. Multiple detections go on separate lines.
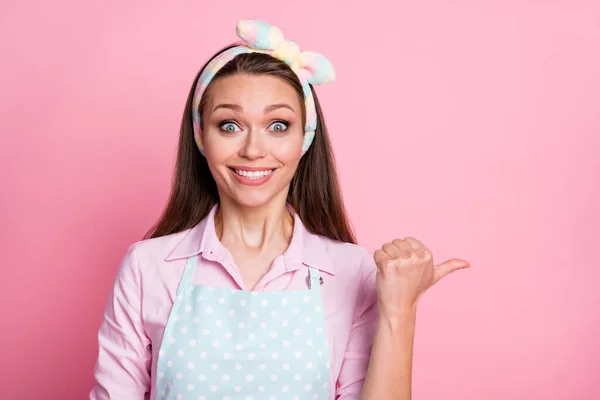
1, 0, 599, 399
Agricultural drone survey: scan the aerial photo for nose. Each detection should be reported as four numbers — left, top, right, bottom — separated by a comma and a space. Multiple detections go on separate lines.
239, 127, 267, 160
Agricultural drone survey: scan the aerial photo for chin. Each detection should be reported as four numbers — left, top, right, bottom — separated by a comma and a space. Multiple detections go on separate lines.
231, 193, 278, 209
227, 184, 289, 209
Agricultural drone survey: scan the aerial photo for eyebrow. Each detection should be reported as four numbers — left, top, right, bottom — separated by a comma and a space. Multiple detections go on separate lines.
212, 103, 296, 114
264, 103, 295, 114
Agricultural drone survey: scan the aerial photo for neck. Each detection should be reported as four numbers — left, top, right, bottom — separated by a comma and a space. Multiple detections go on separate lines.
215, 196, 294, 251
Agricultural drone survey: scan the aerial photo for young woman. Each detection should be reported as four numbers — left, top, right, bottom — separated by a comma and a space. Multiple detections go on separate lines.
90, 19, 470, 400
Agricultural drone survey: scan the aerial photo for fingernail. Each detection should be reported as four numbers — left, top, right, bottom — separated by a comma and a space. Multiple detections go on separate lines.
452, 259, 469, 267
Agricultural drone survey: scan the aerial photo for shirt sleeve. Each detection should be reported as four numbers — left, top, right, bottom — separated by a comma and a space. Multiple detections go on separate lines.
89, 244, 152, 400
335, 250, 379, 399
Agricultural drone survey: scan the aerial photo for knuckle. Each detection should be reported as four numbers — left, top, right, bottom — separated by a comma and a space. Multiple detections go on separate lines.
380, 259, 394, 271
415, 248, 428, 257
410, 254, 422, 264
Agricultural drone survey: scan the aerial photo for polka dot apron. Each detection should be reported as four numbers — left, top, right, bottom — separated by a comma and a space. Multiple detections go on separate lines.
155, 255, 331, 400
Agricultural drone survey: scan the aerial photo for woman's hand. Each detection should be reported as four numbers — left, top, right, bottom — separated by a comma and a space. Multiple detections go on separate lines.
374, 237, 470, 318
360, 237, 469, 400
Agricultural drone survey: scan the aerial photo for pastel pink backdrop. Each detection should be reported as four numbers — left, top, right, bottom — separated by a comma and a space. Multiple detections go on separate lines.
1, 1, 599, 399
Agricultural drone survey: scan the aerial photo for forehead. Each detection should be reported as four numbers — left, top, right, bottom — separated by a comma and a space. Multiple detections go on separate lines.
206, 74, 302, 110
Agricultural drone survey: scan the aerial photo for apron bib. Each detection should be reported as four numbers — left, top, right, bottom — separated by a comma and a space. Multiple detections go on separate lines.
155, 255, 331, 399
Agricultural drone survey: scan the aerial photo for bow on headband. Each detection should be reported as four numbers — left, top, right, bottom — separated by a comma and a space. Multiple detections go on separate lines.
192, 19, 336, 156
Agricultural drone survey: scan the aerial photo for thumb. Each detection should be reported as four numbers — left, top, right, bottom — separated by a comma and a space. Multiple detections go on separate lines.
433, 258, 470, 284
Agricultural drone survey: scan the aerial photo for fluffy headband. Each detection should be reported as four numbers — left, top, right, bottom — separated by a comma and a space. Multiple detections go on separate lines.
191, 19, 336, 156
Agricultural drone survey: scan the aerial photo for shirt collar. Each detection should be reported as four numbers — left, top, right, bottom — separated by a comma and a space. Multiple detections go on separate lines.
164, 204, 336, 275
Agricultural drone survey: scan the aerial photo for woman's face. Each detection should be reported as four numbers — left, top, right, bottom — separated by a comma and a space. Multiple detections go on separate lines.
202, 74, 304, 209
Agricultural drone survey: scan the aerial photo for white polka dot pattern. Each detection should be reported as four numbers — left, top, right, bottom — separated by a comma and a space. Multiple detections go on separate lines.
155, 255, 331, 399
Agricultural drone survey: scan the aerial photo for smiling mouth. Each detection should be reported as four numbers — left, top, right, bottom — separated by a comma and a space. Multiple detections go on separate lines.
230, 168, 275, 180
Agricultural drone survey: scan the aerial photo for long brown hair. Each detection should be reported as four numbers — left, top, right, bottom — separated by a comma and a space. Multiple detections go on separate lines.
145, 47, 356, 244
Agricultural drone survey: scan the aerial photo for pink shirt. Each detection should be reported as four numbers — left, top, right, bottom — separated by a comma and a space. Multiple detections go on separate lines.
90, 206, 378, 400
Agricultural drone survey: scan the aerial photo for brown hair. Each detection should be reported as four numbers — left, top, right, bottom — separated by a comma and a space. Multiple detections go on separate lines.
145, 47, 356, 244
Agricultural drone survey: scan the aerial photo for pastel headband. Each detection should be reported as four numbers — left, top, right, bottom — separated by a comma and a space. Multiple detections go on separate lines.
191, 19, 336, 156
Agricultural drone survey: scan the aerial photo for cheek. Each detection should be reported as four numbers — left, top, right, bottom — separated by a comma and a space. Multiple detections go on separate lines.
278, 143, 303, 164
273, 131, 305, 162
203, 139, 230, 179
201, 129, 219, 153
203, 130, 233, 162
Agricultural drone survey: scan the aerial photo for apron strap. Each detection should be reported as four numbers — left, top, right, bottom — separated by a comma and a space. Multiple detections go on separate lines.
175, 255, 198, 298
159, 255, 198, 349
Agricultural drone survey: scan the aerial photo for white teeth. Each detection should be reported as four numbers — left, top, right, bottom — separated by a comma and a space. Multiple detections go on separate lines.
235, 169, 273, 179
